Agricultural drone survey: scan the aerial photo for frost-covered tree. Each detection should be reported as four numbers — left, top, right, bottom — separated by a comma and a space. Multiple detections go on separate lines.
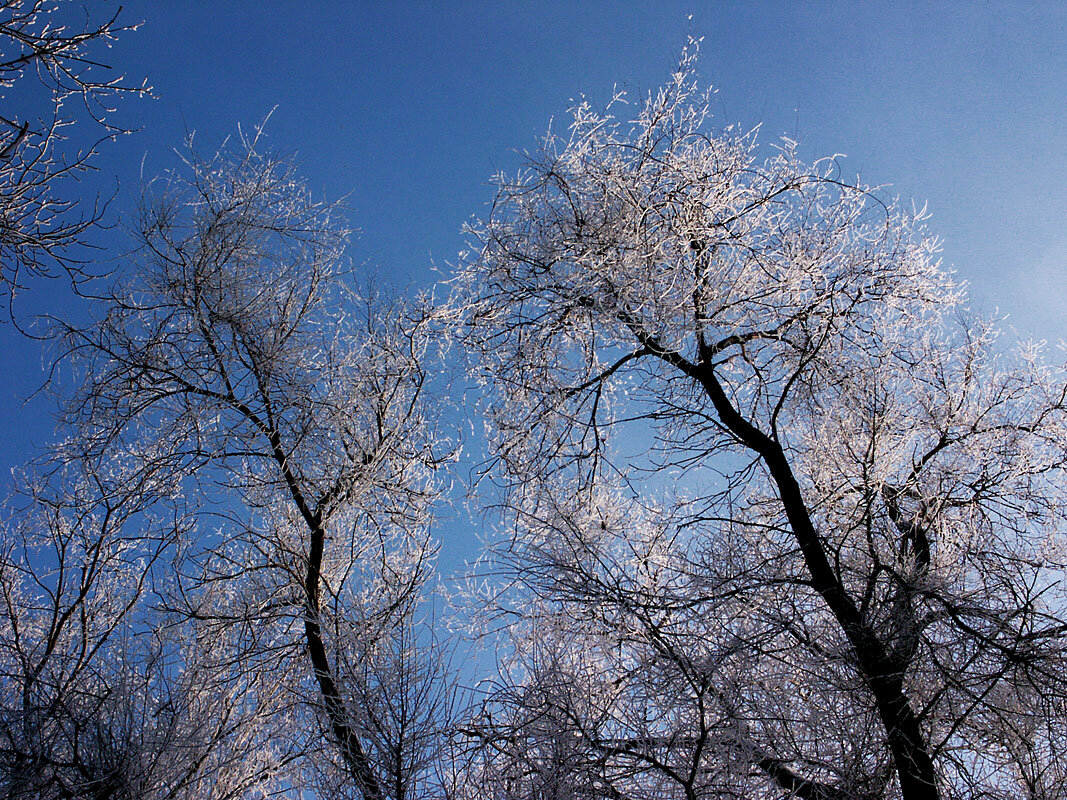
0, 0, 146, 309
40, 130, 451, 800
0, 465, 284, 799
455, 43, 1067, 800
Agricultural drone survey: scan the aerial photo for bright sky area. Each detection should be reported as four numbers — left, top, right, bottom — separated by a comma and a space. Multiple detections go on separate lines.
2, 2, 1065, 571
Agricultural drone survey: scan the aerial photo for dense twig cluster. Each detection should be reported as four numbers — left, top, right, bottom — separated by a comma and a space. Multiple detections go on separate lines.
2, 24, 1066, 800
453, 40, 1067, 800
0, 0, 147, 311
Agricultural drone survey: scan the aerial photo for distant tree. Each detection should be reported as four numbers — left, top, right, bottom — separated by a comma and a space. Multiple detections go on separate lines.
455, 43, 1067, 800
0, 0, 146, 311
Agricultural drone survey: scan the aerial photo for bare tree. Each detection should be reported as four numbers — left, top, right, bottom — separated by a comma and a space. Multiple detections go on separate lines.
0, 464, 285, 799
454, 41, 1067, 800
50, 129, 451, 800
0, 0, 146, 309
308, 615, 461, 800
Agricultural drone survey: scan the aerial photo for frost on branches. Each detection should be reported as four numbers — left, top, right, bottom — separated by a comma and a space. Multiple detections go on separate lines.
0, 466, 282, 800
2, 32, 1066, 800
0, 131, 453, 799
0, 0, 147, 310
455, 44, 1067, 800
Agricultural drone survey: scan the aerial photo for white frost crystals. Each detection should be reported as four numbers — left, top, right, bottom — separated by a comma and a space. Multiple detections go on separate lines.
0, 130, 452, 799
2, 28, 1067, 800
453, 41, 1067, 800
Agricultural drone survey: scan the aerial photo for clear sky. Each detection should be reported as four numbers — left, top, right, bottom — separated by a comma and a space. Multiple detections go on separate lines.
2, 2, 1065, 559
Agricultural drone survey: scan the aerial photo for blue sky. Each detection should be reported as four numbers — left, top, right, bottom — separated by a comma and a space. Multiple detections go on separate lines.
2, 2, 1065, 547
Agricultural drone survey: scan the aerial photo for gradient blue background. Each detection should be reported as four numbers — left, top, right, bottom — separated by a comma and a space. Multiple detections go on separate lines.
2, 2, 1065, 572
